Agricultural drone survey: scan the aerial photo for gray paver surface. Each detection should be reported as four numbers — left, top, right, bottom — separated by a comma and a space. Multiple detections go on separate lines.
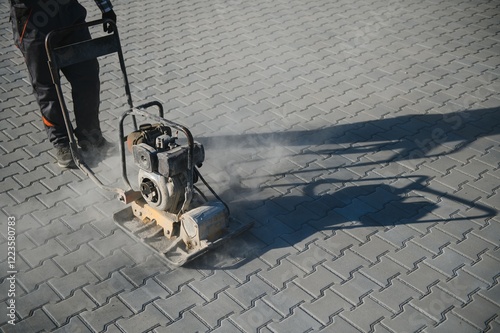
1, 0, 499, 332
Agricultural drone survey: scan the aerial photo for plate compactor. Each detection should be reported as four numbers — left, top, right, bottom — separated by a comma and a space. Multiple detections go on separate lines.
45, 20, 252, 266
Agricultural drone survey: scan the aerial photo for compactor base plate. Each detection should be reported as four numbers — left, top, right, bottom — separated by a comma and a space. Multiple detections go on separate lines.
113, 205, 253, 266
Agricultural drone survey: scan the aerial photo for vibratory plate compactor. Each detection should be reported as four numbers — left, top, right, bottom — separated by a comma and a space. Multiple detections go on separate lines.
45, 20, 253, 266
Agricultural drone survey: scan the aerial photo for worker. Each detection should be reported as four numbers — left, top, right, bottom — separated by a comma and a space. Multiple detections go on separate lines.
9, 0, 116, 168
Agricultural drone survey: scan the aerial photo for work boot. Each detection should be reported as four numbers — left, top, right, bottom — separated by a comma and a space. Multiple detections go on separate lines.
55, 146, 75, 168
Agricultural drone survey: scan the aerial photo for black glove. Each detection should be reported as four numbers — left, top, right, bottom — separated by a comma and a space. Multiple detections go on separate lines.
102, 9, 116, 33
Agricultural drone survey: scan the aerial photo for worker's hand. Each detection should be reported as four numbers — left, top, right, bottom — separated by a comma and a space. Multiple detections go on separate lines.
102, 9, 116, 33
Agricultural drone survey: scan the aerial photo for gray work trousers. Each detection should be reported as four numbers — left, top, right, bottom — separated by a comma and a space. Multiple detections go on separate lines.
10, 0, 103, 148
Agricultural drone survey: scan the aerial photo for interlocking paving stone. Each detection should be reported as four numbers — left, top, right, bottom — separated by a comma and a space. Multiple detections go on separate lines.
89, 229, 137, 257
268, 307, 322, 333
84, 272, 134, 306
190, 270, 239, 301
411, 285, 464, 323
3, 214, 40, 235
462, 253, 500, 286
36, 188, 78, 211
4, 197, 47, 219
434, 218, 481, 242
287, 243, 332, 274
263, 282, 313, 317
258, 238, 296, 268
155, 311, 209, 333
259, 260, 303, 291
398, 262, 448, 296
323, 249, 371, 282
313, 230, 359, 257
386, 241, 435, 272
370, 279, 421, 314
332, 272, 380, 307
427, 311, 482, 333
451, 294, 499, 330
224, 255, 271, 284
80, 297, 133, 332
35, 210, 81, 238
120, 256, 171, 287
353, 236, 398, 264
116, 303, 170, 333
359, 255, 406, 288
208, 319, 243, 333
341, 297, 393, 333
64, 189, 108, 213
14, 283, 61, 319
191, 292, 244, 329
226, 275, 274, 309
479, 281, 500, 307
1, 0, 499, 331
438, 269, 488, 305
90, 217, 119, 237
425, 247, 473, 278
155, 267, 204, 294
293, 264, 343, 299
53, 244, 101, 274
48, 266, 99, 299
318, 315, 363, 333
17, 259, 65, 293
382, 303, 435, 333
56, 224, 103, 251
155, 285, 204, 320
24, 220, 72, 247
120, 279, 170, 312
232, 299, 281, 332
412, 228, 457, 256
51, 316, 94, 333
449, 232, 496, 262
301, 288, 351, 325
86, 249, 135, 280
0, 309, 56, 333
43, 290, 96, 326
120, 242, 158, 264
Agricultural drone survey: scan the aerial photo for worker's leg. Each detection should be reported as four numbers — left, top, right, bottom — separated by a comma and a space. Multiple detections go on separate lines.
61, 27, 103, 147
10, 2, 83, 148
22, 29, 71, 148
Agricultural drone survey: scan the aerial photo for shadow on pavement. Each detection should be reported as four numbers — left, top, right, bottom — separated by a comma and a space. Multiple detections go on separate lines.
200, 107, 500, 167
186, 107, 499, 270
186, 174, 496, 270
